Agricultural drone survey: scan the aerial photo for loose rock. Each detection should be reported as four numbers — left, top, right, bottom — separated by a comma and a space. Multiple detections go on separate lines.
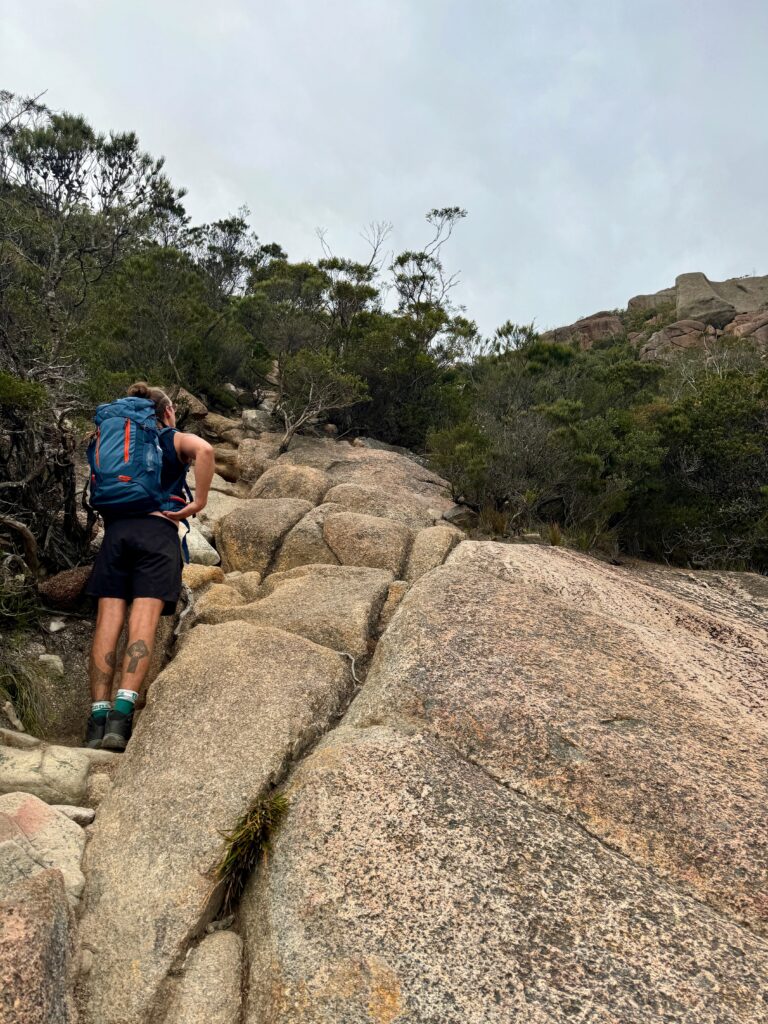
0, 869, 77, 1023
0, 793, 85, 905
0, 744, 90, 806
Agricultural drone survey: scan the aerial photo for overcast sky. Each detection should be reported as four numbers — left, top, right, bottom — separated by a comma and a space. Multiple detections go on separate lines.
3, 0, 767, 334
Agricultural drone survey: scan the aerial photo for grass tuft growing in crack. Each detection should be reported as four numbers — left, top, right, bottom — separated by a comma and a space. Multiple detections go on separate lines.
0, 645, 50, 734
214, 793, 289, 916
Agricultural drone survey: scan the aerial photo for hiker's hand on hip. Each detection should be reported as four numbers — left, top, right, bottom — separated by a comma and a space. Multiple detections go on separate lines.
162, 500, 204, 522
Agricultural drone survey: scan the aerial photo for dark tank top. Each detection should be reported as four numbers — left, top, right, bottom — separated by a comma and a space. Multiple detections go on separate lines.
159, 429, 188, 500
102, 428, 188, 526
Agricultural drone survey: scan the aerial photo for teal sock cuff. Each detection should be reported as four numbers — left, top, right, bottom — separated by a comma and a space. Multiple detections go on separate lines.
91, 701, 111, 720
113, 689, 138, 715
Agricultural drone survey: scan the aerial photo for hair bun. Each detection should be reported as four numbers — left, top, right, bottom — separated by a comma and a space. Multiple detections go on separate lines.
127, 381, 151, 399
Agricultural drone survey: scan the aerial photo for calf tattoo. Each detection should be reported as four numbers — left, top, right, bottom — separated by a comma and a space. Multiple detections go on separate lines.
90, 650, 116, 687
125, 640, 150, 674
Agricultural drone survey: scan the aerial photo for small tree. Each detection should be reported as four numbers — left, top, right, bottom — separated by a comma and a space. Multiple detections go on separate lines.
275, 348, 368, 453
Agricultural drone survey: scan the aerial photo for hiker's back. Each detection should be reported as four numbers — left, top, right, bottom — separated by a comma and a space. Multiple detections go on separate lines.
87, 397, 179, 515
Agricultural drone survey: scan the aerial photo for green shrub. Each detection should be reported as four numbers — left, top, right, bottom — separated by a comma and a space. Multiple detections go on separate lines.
0, 372, 45, 411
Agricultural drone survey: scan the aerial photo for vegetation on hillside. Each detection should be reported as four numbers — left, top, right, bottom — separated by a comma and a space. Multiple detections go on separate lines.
1, 91, 766, 573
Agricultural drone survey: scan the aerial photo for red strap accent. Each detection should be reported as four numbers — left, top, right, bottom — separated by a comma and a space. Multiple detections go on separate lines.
169, 495, 186, 504
118, 475, 132, 482
124, 419, 131, 462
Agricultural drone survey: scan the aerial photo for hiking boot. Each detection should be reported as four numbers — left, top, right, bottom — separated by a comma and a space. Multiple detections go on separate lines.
84, 714, 106, 749
101, 709, 133, 752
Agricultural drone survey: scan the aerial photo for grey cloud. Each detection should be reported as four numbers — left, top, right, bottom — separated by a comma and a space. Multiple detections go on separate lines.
2, 0, 767, 333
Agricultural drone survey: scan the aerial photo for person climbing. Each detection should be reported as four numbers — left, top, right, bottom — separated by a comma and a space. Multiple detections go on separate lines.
83, 382, 215, 750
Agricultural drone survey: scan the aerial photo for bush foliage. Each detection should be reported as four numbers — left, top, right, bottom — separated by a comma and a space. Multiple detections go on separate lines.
1, 91, 767, 573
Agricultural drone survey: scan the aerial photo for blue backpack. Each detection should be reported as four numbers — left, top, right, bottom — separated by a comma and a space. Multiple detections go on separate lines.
86, 397, 191, 515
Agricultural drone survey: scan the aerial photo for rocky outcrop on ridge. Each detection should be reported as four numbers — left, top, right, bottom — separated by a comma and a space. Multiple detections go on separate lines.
630, 271, 768, 327
544, 270, 768, 361
1, 420, 767, 1022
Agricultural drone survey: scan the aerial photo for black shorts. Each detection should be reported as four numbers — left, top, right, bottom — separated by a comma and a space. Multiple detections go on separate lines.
86, 516, 183, 616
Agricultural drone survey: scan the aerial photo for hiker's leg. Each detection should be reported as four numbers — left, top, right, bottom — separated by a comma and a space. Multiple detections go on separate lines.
119, 596, 165, 695
102, 597, 164, 752
89, 598, 128, 702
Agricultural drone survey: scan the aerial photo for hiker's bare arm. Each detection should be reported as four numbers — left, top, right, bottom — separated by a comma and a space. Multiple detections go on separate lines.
163, 434, 214, 521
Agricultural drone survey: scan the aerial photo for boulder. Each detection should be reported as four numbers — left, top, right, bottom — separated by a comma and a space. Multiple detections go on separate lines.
242, 408, 276, 433
722, 307, 768, 347
202, 565, 393, 659
0, 869, 77, 1024
188, 466, 244, 497
628, 273, 768, 328
216, 499, 313, 574
0, 743, 90, 806
182, 563, 225, 594
0, 793, 85, 905
323, 483, 438, 529
174, 388, 208, 420
164, 931, 243, 1024
542, 311, 624, 350
0, 729, 39, 751
323, 512, 413, 577
250, 464, 330, 505
85, 773, 112, 810
676, 272, 744, 327
37, 565, 92, 610
195, 492, 250, 534
640, 319, 708, 360
325, 447, 453, 510
405, 525, 463, 582
236, 438, 275, 484
186, 526, 220, 566
79, 622, 352, 1024
200, 413, 246, 446
51, 805, 94, 826
627, 285, 677, 313
273, 504, 343, 572
349, 545, 768, 934
193, 584, 245, 621
212, 445, 240, 482
442, 504, 477, 529
241, 726, 768, 1024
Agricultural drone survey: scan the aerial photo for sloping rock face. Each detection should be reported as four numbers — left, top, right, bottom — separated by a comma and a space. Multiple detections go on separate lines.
68, 425, 768, 1024
349, 545, 768, 932
540, 310, 623, 349
242, 727, 768, 1023
79, 622, 352, 1024
242, 543, 768, 1022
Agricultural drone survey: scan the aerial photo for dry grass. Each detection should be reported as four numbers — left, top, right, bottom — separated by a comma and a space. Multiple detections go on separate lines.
0, 646, 50, 734
478, 503, 508, 536
546, 522, 564, 547
214, 793, 289, 916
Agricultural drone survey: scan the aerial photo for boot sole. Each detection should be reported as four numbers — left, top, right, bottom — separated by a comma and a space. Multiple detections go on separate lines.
101, 732, 128, 752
